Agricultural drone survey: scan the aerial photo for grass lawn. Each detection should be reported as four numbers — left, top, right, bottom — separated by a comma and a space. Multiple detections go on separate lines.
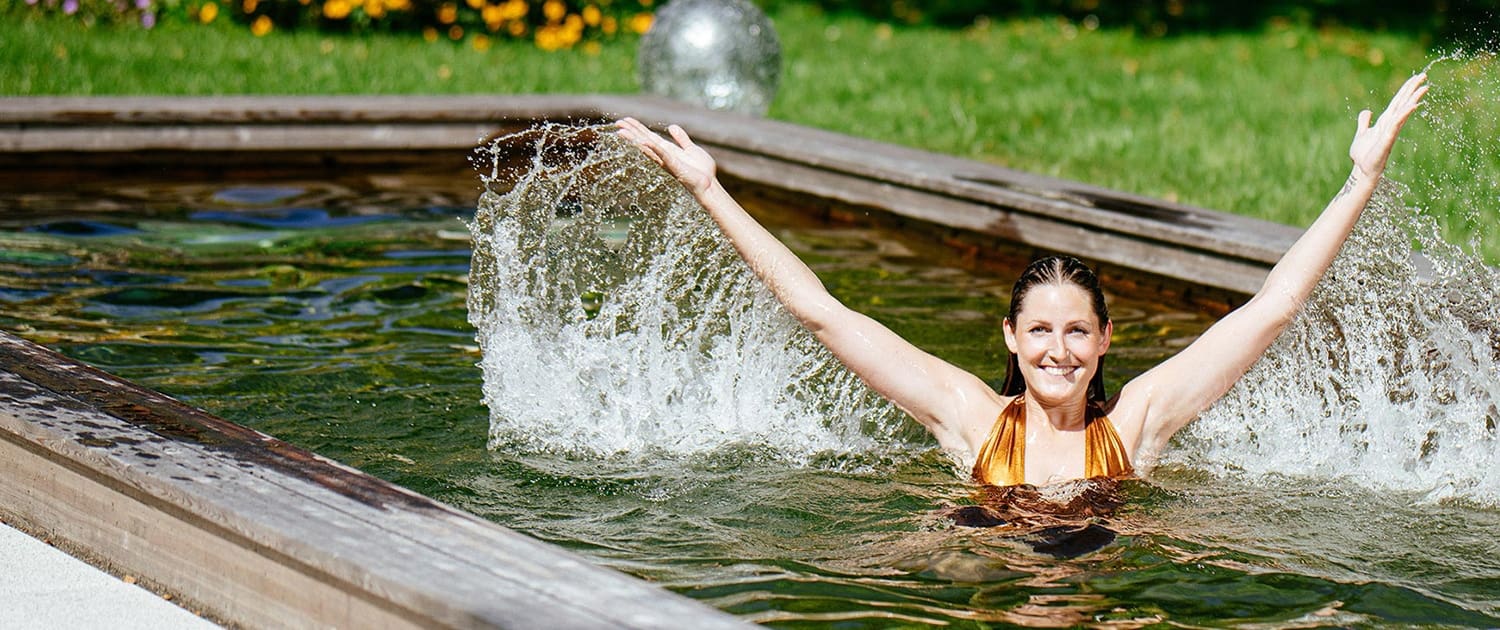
3, 5, 1496, 260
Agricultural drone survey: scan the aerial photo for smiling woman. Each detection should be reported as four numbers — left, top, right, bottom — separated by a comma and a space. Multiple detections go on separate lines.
615, 71, 1431, 493
976, 256, 1131, 487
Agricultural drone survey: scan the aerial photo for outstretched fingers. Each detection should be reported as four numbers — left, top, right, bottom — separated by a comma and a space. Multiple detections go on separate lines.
1350, 72, 1430, 175
1379, 73, 1429, 130
667, 124, 695, 149
614, 118, 717, 194
616, 117, 670, 166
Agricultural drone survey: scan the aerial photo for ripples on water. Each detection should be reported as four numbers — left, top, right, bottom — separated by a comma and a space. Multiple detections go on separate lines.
3, 59, 1499, 626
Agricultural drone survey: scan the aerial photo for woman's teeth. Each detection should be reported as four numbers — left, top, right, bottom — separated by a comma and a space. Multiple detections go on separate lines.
1042, 366, 1077, 376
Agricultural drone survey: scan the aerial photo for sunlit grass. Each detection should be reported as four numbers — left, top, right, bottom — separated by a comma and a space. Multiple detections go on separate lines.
0, 15, 639, 94
3, 6, 1497, 260
773, 8, 1498, 261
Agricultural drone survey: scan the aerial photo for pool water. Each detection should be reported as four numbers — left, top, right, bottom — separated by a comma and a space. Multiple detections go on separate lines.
2, 169, 1497, 627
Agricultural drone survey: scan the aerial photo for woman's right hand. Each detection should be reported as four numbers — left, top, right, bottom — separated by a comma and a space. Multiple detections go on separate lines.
616, 118, 718, 196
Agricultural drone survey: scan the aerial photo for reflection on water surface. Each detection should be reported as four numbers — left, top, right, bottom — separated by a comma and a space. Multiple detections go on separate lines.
0, 171, 1496, 627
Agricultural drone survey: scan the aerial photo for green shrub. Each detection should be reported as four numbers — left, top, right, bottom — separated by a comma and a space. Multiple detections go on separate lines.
11, 0, 659, 49
236, 0, 657, 49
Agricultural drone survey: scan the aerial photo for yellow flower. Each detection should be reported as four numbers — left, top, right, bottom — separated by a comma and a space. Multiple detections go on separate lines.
482, 4, 502, 28
507, 20, 526, 36
601, 15, 616, 35
465, 0, 482, 8
366, 0, 384, 18
242, 0, 257, 12
583, 40, 600, 55
423, 26, 439, 42
250, 14, 273, 36
628, 12, 652, 34
581, 5, 600, 26
500, 0, 526, 20
564, 13, 582, 32
437, 2, 457, 24
472, 34, 491, 51
535, 25, 561, 50
448, 24, 464, 40
198, 1, 219, 23
543, 0, 565, 22
323, 0, 351, 19
385, 0, 411, 10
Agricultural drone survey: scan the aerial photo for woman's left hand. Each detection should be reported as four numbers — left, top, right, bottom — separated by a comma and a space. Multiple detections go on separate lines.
1350, 72, 1429, 178
616, 118, 718, 197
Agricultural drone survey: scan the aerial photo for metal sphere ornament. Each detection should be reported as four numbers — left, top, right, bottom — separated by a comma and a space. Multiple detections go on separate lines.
636, 0, 782, 116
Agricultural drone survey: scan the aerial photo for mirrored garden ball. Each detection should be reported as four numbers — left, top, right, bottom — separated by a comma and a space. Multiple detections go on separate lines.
637, 0, 782, 116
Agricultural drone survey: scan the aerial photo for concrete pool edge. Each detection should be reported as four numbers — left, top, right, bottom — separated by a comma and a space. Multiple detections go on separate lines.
0, 331, 751, 629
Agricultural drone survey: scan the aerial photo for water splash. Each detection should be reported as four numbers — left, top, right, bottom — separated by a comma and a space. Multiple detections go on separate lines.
1174, 56, 1500, 506
466, 123, 899, 460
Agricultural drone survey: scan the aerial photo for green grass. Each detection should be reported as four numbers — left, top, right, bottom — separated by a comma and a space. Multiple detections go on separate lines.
0, 14, 640, 94
4, 6, 1497, 260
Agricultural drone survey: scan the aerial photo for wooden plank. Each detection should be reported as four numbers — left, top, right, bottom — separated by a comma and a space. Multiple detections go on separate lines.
0, 124, 509, 152
706, 138, 1272, 295
617, 97, 1297, 266
0, 93, 1303, 296
0, 332, 751, 630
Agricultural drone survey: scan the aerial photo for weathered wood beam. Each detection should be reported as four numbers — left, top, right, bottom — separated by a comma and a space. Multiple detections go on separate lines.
0, 94, 1299, 297
0, 331, 751, 629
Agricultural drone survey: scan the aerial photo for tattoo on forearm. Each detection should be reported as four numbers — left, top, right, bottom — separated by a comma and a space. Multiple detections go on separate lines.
1335, 173, 1359, 200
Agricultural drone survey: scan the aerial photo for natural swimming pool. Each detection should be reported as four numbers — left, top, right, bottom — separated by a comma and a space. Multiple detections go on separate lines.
2, 151, 1497, 626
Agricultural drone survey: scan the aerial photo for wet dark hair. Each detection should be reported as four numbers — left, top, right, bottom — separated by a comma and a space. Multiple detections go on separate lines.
1000, 255, 1110, 404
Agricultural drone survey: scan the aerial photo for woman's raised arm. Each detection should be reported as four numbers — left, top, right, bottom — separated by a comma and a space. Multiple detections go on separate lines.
616, 118, 997, 455
1120, 73, 1430, 459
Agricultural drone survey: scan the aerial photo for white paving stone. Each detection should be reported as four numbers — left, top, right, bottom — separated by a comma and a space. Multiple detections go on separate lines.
0, 523, 219, 630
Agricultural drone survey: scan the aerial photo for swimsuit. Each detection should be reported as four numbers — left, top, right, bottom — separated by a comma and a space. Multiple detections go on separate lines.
971, 395, 1134, 486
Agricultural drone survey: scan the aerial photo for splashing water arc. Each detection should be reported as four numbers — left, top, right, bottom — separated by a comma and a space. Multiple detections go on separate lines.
465, 124, 897, 459
466, 58, 1499, 504
1174, 55, 1500, 506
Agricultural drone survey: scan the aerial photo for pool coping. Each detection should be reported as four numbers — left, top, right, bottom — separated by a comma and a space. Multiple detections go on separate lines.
0, 93, 1305, 627
0, 331, 751, 629
1, 93, 1301, 301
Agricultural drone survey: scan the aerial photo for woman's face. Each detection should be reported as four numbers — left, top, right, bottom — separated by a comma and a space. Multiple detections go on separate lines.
1003, 283, 1112, 406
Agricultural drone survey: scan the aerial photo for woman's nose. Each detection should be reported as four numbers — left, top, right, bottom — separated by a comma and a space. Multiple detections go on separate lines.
1046, 333, 1068, 358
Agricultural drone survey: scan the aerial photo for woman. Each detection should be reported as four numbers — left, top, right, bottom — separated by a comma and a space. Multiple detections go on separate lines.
617, 73, 1428, 488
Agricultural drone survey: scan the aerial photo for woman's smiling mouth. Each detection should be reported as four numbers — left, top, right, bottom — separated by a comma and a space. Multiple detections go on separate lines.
1041, 365, 1080, 377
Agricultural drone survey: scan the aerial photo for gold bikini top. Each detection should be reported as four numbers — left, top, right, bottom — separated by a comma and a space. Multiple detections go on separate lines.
971, 395, 1134, 487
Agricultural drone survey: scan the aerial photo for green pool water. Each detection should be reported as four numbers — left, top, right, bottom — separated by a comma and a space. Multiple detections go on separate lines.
2, 169, 1497, 627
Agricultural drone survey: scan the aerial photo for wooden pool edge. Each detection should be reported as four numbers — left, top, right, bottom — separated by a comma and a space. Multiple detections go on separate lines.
0, 93, 1303, 304
0, 331, 751, 629
0, 94, 1300, 627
